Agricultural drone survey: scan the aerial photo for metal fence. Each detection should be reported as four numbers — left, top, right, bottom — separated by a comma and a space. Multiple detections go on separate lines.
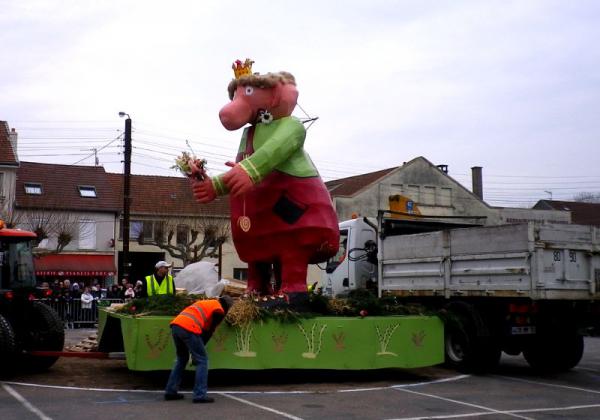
36, 298, 125, 329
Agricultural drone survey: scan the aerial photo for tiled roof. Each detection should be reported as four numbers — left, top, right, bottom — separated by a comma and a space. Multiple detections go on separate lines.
15, 161, 229, 216
16, 162, 121, 212
0, 121, 18, 166
533, 200, 600, 226
325, 167, 397, 197
106, 173, 230, 217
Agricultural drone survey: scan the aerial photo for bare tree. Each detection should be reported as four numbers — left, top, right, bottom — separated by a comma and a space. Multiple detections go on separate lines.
573, 192, 600, 203
138, 215, 230, 266
0, 203, 22, 229
17, 208, 78, 254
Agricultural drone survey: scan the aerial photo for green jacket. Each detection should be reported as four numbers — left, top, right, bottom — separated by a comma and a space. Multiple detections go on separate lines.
212, 117, 318, 195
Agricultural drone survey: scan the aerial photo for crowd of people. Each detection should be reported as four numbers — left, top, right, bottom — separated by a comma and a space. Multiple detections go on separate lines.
40, 278, 145, 301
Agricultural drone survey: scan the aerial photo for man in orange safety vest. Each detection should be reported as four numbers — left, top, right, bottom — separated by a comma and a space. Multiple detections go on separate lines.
164, 295, 233, 403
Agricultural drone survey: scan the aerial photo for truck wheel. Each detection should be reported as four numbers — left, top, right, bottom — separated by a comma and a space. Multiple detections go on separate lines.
0, 314, 17, 373
444, 310, 501, 373
524, 333, 584, 372
445, 313, 472, 370
18, 302, 65, 372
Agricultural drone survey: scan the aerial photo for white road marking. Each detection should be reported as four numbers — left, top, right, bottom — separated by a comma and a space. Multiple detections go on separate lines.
1, 383, 53, 420
392, 387, 534, 420
0, 374, 469, 395
217, 392, 304, 420
495, 375, 600, 395
338, 375, 471, 393
387, 402, 600, 419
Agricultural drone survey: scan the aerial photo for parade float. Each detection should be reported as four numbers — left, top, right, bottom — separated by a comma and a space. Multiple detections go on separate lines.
97, 59, 444, 371
97, 294, 443, 371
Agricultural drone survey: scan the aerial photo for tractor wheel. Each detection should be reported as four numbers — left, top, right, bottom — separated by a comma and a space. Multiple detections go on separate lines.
0, 314, 17, 373
17, 301, 65, 372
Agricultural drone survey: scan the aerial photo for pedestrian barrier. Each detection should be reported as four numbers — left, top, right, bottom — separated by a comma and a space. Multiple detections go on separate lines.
37, 298, 125, 329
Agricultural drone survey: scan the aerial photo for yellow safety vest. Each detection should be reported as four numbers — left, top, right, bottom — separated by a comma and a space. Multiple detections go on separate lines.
145, 274, 175, 296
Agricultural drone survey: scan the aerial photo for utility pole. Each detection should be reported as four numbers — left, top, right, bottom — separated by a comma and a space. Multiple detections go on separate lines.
119, 112, 132, 281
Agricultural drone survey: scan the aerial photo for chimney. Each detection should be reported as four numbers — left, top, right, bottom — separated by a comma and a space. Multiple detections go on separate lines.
471, 166, 483, 200
9, 127, 18, 161
436, 164, 448, 174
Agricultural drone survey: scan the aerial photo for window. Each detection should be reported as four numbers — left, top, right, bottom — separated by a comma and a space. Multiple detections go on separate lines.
79, 220, 97, 250
0, 172, 4, 197
130, 221, 143, 239
233, 268, 248, 281
24, 183, 42, 195
139, 220, 165, 242
78, 185, 97, 198
154, 222, 165, 243
176, 225, 188, 246
439, 188, 452, 207
143, 221, 154, 239
406, 185, 420, 202
119, 220, 143, 240
423, 186, 436, 205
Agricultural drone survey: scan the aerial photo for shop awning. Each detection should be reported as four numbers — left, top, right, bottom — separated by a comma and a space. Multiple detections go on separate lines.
35, 254, 116, 277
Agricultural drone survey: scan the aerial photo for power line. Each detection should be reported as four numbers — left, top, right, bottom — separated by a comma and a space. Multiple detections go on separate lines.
71, 133, 124, 165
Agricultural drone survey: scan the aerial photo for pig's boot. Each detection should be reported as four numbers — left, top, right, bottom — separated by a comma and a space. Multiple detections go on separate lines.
246, 262, 275, 296
279, 251, 311, 311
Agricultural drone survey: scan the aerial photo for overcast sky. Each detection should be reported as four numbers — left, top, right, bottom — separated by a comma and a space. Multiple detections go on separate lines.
1, 0, 599, 207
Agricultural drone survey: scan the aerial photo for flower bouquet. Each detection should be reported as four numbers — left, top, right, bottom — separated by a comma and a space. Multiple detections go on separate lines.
172, 152, 207, 181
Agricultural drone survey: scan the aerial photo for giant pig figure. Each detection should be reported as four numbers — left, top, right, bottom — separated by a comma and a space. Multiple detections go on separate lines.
192, 63, 339, 302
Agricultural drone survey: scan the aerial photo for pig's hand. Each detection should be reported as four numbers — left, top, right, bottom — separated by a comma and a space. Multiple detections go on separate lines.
192, 177, 216, 203
188, 158, 207, 181
222, 164, 253, 196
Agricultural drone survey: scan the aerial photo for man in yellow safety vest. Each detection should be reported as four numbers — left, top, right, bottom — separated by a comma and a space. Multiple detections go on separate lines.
141, 261, 176, 297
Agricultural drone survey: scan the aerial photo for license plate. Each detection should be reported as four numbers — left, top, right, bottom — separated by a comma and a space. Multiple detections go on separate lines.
511, 326, 536, 335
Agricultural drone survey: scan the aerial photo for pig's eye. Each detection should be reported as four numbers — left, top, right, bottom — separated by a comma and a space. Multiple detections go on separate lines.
245, 86, 254, 96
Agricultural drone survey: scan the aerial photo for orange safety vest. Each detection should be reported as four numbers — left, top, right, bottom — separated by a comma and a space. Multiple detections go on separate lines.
170, 299, 224, 335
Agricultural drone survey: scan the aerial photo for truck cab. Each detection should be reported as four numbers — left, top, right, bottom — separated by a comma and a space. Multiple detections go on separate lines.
321, 217, 377, 297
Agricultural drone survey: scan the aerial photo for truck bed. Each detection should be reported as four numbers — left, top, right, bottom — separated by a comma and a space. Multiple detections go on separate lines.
379, 222, 600, 300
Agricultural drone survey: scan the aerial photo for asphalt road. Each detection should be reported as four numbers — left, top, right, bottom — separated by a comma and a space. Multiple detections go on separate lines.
1, 337, 600, 420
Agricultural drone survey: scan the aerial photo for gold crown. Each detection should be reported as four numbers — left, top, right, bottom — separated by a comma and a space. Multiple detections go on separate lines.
232, 58, 254, 79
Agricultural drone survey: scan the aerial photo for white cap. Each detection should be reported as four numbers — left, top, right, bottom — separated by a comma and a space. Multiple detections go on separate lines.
155, 261, 172, 269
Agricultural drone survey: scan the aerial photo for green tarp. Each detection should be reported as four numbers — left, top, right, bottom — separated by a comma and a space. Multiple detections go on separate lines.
98, 309, 444, 371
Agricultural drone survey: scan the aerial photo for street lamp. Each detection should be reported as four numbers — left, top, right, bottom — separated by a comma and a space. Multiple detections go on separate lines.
119, 112, 132, 281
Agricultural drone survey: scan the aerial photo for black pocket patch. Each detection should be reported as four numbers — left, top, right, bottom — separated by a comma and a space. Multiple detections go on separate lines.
273, 193, 308, 225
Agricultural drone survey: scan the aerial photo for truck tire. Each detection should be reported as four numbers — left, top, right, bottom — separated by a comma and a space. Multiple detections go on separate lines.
524, 333, 584, 372
444, 305, 501, 373
0, 314, 18, 373
17, 301, 65, 372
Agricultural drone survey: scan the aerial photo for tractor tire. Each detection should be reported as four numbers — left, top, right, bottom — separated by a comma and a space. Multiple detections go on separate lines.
17, 301, 65, 372
524, 333, 584, 372
0, 314, 18, 373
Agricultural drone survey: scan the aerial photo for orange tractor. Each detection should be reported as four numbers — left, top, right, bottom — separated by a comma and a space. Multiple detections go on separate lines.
0, 220, 64, 373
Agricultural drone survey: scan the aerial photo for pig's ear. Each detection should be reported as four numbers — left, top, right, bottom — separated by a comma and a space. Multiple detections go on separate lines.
270, 83, 283, 109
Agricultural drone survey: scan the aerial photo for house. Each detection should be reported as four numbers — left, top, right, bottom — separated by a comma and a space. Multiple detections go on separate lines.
0, 121, 19, 221
325, 156, 570, 225
533, 200, 600, 227
106, 173, 244, 283
15, 162, 120, 286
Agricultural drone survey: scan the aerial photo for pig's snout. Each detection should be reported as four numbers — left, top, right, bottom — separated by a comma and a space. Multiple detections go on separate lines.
219, 100, 254, 131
